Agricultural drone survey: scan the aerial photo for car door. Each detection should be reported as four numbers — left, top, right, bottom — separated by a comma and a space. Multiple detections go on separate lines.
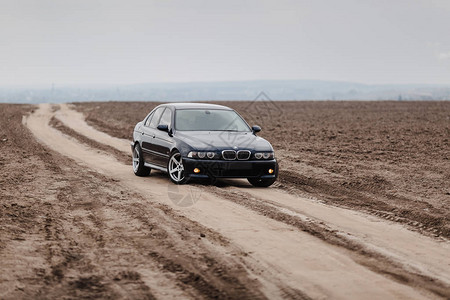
152, 107, 173, 167
139, 112, 153, 163
141, 107, 165, 165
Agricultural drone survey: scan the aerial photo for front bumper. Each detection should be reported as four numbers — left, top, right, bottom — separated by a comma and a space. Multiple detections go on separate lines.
183, 158, 278, 179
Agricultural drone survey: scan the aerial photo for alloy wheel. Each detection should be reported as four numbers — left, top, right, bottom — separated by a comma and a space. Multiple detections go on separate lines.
169, 152, 185, 182
132, 147, 140, 173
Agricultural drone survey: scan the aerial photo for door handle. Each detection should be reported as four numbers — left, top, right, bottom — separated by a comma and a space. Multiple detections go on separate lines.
141, 132, 144, 135
152, 135, 156, 138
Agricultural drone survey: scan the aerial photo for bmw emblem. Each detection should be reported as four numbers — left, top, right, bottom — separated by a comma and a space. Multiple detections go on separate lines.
233, 146, 238, 150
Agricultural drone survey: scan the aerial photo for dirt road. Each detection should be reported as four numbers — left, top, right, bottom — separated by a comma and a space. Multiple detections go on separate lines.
75, 101, 450, 239
2, 103, 449, 299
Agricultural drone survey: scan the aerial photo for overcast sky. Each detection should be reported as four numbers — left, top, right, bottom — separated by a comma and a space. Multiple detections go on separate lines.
1, 0, 450, 86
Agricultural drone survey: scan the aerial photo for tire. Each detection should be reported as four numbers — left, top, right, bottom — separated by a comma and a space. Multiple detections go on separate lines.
247, 177, 276, 187
168, 151, 189, 184
132, 143, 151, 176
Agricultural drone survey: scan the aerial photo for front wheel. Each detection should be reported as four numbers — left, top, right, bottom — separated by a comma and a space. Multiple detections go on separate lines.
168, 151, 189, 184
247, 177, 276, 187
132, 143, 151, 176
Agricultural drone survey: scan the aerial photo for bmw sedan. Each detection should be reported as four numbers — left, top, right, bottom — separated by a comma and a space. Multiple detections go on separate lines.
131, 103, 278, 187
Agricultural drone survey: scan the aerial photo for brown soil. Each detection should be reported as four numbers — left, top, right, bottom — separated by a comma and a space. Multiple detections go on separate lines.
49, 115, 130, 165
0, 104, 266, 299
74, 101, 450, 238
2, 101, 449, 299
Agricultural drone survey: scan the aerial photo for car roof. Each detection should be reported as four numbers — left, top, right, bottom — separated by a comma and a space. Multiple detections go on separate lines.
160, 102, 233, 110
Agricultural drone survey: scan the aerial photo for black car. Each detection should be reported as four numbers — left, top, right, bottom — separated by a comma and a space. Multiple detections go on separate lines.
131, 103, 278, 187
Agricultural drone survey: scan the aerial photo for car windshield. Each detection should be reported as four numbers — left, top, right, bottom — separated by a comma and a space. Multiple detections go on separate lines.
175, 109, 250, 131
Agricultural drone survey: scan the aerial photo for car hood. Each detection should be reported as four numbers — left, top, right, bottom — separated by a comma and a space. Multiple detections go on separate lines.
175, 131, 273, 151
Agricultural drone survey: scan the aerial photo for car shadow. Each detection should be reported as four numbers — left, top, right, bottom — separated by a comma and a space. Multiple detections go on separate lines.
149, 170, 256, 188
191, 178, 254, 188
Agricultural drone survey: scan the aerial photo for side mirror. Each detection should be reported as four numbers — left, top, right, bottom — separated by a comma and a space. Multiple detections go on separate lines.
157, 124, 169, 132
252, 125, 261, 133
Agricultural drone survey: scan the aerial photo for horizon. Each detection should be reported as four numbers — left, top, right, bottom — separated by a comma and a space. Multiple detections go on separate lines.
2, 78, 449, 103
2, 78, 450, 89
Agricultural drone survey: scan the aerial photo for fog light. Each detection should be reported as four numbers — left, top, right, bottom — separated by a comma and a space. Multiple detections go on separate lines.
193, 168, 200, 173
268, 168, 274, 174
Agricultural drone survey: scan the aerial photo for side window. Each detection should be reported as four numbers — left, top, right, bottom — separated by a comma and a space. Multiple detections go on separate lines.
159, 108, 172, 127
149, 107, 165, 128
144, 112, 153, 127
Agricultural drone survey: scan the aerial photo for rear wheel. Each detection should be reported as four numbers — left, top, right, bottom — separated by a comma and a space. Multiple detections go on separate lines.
132, 143, 151, 176
247, 177, 276, 187
168, 151, 189, 184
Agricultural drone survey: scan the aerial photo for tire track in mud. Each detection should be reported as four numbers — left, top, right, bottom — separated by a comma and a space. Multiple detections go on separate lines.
3, 105, 271, 299
49, 115, 130, 165
47, 104, 319, 299
50, 104, 448, 296
73, 100, 450, 241
99, 193, 268, 300
277, 168, 449, 239
100, 192, 313, 300
48, 110, 277, 299
28, 103, 446, 296
23, 105, 272, 299
56, 103, 449, 241
43, 163, 268, 299
34, 177, 162, 299
3, 171, 160, 298
207, 186, 450, 298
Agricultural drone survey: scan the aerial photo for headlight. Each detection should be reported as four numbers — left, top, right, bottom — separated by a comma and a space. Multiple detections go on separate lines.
187, 151, 218, 159
254, 152, 274, 160
263, 152, 271, 159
